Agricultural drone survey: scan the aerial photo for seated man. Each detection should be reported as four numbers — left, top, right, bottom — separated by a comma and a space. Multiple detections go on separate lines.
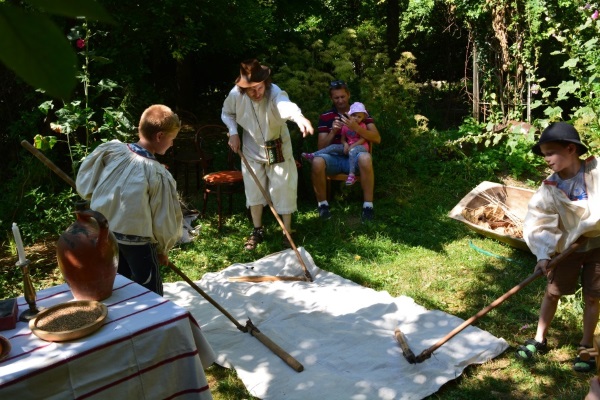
310, 80, 381, 221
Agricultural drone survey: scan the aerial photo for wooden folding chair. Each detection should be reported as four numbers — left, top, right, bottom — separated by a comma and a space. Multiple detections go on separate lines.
196, 124, 244, 230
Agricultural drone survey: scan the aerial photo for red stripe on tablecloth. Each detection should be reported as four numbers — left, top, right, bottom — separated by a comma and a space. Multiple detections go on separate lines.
16, 277, 136, 307
75, 350, 208, 399
0, 308, 192, 389
188, 314, 201, 329
104, 298, 169, 325
1, 342, 54, 362
112, 280, 137, 291
17, 288, 71, 307
104, 289, 152, 307
5, 290, 158, 360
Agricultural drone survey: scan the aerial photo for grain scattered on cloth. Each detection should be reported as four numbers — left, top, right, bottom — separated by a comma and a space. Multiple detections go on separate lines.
164, 247, 508, 400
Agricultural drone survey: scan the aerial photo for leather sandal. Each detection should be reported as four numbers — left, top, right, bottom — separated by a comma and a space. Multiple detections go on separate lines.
573, 357, 596, 372
244, 227, 264, 251
574, 345, 596, 372
515, 338, 547, 360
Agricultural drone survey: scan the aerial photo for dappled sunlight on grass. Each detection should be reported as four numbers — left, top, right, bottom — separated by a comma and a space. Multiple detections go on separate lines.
1, 175, 596, 399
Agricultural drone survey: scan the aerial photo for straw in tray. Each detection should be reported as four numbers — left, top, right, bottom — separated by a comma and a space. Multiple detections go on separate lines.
478, 191, 522, 225
461, 189, 524, 238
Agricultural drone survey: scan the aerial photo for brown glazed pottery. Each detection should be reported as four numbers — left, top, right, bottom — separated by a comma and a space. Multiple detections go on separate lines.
56, 209, 119, 301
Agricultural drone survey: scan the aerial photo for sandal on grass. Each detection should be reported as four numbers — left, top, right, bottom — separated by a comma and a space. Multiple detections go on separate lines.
574, 344, 596, 373
573, 356, 596, 373
515, 338, 547, 361
244, 227, 264, 251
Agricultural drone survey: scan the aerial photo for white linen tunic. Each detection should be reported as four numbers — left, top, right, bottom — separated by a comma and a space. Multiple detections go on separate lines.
221, 84, 302, 214
524, 156, 600, 261
76, 140, 183, 255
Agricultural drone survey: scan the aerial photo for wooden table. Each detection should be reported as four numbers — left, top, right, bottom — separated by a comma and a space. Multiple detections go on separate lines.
0, 275, 216, 399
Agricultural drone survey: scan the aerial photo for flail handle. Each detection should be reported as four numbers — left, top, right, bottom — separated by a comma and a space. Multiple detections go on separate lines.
21, 140, 77, 190
236, 150, 313, 282
413, 237, 587, 363
246, 319, 304, 372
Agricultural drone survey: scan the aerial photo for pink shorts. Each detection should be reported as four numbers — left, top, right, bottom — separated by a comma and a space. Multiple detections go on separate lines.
547, 246, 600, 297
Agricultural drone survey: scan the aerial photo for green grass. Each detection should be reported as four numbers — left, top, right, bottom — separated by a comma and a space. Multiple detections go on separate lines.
161, 171, 594, 399
1, 170, 595, 399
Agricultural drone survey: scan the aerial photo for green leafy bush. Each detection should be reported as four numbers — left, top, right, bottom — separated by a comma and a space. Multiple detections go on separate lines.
35, 23, 135, 175
446, 117, 545, 180
545, 3, 600, 146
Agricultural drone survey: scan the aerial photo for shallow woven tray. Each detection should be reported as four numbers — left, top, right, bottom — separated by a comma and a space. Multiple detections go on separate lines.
448, 181, 534, 252
29, 300, 108, 342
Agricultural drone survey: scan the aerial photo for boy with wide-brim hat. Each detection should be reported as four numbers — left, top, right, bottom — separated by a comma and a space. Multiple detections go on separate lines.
517, 121, 600, 372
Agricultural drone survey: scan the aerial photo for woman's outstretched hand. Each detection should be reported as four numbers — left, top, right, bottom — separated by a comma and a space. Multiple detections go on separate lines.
296, 116, 314, 137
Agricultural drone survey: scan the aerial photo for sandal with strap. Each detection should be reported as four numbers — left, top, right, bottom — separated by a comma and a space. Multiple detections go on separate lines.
244, 227, 264, 251
573, 356, 596, 372
515, 338, 547, 361
574, 344, 596, 372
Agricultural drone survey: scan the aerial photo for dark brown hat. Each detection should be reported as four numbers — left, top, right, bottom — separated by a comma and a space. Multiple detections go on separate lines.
532, 122, 588, 156
235, 59, 271, 88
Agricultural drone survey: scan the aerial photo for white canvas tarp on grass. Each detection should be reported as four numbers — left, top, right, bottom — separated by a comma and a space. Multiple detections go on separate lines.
164, 247, 508, 400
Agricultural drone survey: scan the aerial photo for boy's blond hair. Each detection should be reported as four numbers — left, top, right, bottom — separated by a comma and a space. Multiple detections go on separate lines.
138, 105, 181, 140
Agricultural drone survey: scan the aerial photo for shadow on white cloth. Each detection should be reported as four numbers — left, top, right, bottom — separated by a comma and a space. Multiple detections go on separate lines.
164, 247, 508, 400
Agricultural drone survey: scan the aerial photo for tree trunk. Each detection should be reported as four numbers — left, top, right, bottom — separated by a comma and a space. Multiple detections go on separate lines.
386, 0, 400, 65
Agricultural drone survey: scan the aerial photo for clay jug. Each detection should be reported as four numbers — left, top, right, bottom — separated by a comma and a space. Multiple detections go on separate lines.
56, 208, 119, 301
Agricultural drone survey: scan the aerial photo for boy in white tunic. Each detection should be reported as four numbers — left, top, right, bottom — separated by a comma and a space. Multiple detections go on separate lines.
517, 122, 600, 372
76, 105, 183, 295
222, 59, 313, 250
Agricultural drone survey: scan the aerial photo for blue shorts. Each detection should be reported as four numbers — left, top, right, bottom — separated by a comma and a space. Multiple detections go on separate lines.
316, 154, 351, 175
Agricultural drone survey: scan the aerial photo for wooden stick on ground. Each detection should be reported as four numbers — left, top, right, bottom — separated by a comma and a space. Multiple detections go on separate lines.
228, 275, 308, 282
237, 150, 313, 282
398, 237, 587, 364
168, 262, 304, 372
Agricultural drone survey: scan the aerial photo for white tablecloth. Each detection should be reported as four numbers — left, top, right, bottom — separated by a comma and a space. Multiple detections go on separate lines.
0, 274, 216, 400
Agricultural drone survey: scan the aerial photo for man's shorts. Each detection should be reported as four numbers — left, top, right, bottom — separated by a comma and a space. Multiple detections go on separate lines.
548, 246, 600, 297
317, 154, 353, 175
